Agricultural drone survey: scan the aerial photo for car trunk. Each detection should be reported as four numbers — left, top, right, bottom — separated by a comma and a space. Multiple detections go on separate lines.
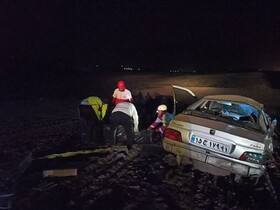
172, 114, 267, 152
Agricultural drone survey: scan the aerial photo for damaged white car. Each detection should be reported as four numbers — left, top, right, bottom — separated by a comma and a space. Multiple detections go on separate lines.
163, 85, 277, 184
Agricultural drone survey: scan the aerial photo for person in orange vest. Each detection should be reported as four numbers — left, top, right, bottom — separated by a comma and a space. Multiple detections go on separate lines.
79, 96, 108, 145
112, 80, 133, 106
147, 104, 173, 141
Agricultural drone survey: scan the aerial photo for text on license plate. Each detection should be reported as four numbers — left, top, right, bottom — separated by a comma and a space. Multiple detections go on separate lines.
190, 135, 230, 154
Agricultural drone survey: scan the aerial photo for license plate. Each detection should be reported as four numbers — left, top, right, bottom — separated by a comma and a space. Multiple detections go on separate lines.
190, 135, 231, 154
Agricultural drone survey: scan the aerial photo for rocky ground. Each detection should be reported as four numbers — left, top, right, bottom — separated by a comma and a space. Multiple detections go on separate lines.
1, 72, 280, 210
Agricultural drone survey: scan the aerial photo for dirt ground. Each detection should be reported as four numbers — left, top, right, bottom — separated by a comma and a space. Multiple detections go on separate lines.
1, 71, 280, 210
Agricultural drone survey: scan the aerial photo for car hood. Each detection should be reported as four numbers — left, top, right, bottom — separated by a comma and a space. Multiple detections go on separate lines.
173, 113, 266, 144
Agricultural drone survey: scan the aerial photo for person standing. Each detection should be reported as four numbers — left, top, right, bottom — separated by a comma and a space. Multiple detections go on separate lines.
112, 80, 133, 106
110, 101, 139, 149
79, 96, 108, 145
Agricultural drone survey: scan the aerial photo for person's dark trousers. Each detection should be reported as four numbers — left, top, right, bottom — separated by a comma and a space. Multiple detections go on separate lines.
79, 105, 103, 144
110, 111, 134, 148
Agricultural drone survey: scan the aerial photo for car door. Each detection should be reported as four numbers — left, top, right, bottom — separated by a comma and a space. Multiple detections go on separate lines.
172, 85, 198, 115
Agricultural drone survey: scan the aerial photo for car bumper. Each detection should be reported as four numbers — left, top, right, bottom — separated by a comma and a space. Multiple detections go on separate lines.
163, 138, 266, 177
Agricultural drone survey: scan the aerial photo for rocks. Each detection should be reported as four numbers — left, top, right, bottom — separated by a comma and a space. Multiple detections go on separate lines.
1, 98, 280, 210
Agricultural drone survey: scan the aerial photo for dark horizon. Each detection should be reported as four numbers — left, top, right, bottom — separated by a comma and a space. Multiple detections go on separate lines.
1, 0, 280, 74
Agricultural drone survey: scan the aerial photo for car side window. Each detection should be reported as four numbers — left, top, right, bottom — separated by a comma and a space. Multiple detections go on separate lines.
258, 111, 269, 132
264, 112, 271, 128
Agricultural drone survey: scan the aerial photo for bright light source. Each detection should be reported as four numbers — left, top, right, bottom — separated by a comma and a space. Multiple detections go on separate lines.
123, 67, 133, 71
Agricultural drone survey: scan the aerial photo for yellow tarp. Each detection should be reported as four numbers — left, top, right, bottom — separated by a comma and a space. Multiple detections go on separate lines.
36, 148, 112, 160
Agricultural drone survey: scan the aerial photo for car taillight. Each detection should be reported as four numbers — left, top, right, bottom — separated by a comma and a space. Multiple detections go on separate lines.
164, 128, 182, 142
239, 152, 265, 164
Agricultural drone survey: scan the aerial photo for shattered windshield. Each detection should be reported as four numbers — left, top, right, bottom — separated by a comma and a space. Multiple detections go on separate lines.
186, 99, 263, 132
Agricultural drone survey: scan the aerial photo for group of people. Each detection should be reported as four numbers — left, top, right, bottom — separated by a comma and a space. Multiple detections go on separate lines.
79, 80, 173, 149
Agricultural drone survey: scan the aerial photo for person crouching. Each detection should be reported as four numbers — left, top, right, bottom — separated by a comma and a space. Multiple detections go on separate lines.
147, 104, 173, 141
79, 96, 108, 145
110, 101, 139, 150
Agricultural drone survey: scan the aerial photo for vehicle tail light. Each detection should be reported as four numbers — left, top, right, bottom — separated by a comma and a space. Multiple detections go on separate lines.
239, 152, 265, 164
164, 128, 182, 142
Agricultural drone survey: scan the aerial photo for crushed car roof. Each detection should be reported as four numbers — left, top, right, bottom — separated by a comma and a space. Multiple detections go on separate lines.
203, 95, 264, 109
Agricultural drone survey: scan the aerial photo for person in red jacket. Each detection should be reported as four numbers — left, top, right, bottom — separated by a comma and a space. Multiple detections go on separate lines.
147, 104, 173, 141
112, 80, 133, 106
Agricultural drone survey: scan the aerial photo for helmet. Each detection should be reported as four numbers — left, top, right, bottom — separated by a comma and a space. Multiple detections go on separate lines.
117, 80, 125, 89
157, 104, 167, 112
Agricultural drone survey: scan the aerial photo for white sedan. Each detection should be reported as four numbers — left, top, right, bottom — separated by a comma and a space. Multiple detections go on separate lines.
163, 85, 277, 184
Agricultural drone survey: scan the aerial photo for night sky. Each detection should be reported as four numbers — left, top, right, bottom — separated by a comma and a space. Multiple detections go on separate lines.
1, 0, 280, 73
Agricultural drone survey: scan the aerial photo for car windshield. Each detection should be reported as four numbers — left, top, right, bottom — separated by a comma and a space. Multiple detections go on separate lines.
185, 99, 263, 132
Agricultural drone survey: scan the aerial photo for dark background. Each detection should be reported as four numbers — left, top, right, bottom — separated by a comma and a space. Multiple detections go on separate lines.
0, 0, 279, 75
